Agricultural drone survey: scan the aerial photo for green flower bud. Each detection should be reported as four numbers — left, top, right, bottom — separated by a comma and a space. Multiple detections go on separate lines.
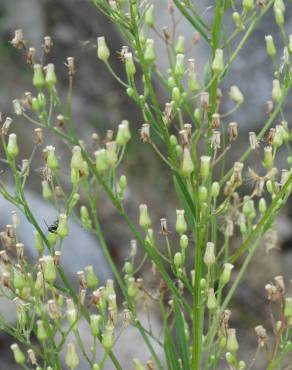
37, 93, 46, 110
275, 8, 284, 26
226, 328, 239, 353
145, 4, 154, 28
204, 242, 216, 268
80, 206, 92, 230
263, 146, 273, 169
181, 147, 194, 176
32, 97, 40, 111
176, 144, 183, 157
232, 12, 245, 31
175, 35, 185, 54
211, 182, 220, 198
289, 34, 292, 54
194, 108, 202, 123
272, 79, 282, 102
238, 361, 246, 370
102, 324, 114, 349
85, 265, 99, 289
57, 213, 69, 237
198, 186, 208, 203
221, 263, 234, 285
45, 63, 57, 88
43, 256, 56, 284
207, 288, 217, 310
168, 76, 176, 89
145, 228, 154, 245
11, 344, 26, 365
266, 180, 274, 194
36, 320, 48, 341
259, 198, 267, 215
284, 297, 292, 318
225, 352, 236, 365
34, 231, 44, 254
97, 36, 110, 62
127, 87, 135, 97
46, 145, 58, 170
35, 271, 44, 292
41, 180, 53, 200
7, 133, 19, 158
180, 234, 189, 249
119, 175, 127, 190
33, 64, 45, 89
242, 0, 254, 11
95, 149, 109, 172
133, 358, 146, 370
176, 209, 187, 235
116, 120, 131, 146
13, 268, 26, 290
274, 0, 285, 12
170, 135, 178, 147
71, 146, 83, 170
200, 155, 211, 181
65, 343, 79, 370
265, 35, 276, 58
229, 85, 244, 105
90, 314, 101, 337
144, 39, 156, 63
67, 306, 78, 330
125, 52, 136, 77
172, 86, 181, 103
92, 364, 100, 370
106, 141, 117, 167
174, 54, 185, 79
174, 252, 183, 269
127, 277, 137, 298
139, 204, 151, 230
243, 197, 255, 219
124, 261, 134, 275
273, 125, 284, 147
212, 49, 224, 73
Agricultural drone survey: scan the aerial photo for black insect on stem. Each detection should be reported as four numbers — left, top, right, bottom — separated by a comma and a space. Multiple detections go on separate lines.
44, 219, 59, 234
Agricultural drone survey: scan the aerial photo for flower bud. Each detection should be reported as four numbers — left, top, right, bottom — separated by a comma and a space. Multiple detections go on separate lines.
7, 133, 19, 158
92, 364, 100, 370
172, 86, 181, 103
174, 252, 183, 269
41, 180, 53, 200
263, 146, 273, 169
33, 64, 45, 89
200, 155, 211, 181
11, 344, 25, 365
221, 263, 234, 285
144, 39, 156, 63
265, 35, 276, 58
273, 125, 284, 147
36, 320, 48, 341
188, 59, 200, 92
46, 145, 58, 170
45, 63, 57, 87
102, 324, 114, 349
227, 328, 239, 352
124, 261, 134, 275
116, 120, 131, 145
90, 314, 101, 337
229, 85, 244, 105
238, 361, 246, 370
289, 34, 292, 53
145, 4, 154, 28
43, 256, 56, 284
242, 0, 254, 11
97, 36, 110, 62
212, 49, 224, 73
180, 234, 188, 249
85, 265, 99, 289
127, 277, 137, 298
225, 352, 236, 365
106, 141, 117, 167
95, 149, 109, 172
211, 182, 220, 198
175, 35, 185, 54
275, 9, 284, 26
232, 12, 245, 31
272, 79, 282, 102
198, 186, 208, 202
181, 148, 194, 177
204, 242, 216, 268
65, 343, 79, 370
176, 210, 187, 235
31, 97, 40, 111
207, 288, 217, 310
34, 231, 44, 254
13, 268, 26, 290
57, 213, 68, 237
125, 52, 136, 77
174, 54, 185, 79
71, 146, 83, 170
139, 204, 151, 230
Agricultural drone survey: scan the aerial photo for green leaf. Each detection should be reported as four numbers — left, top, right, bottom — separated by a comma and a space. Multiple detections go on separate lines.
174, 302, 191, 370
164, 327, 180, 370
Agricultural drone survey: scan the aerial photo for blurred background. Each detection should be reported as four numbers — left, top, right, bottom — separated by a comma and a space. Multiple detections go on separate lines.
0, 0, 292, 368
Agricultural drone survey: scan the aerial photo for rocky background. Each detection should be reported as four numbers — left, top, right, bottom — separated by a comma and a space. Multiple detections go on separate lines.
0, 0, 291, 368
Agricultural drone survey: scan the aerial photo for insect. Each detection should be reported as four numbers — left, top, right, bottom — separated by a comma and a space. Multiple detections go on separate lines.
44, 219, 59, 234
